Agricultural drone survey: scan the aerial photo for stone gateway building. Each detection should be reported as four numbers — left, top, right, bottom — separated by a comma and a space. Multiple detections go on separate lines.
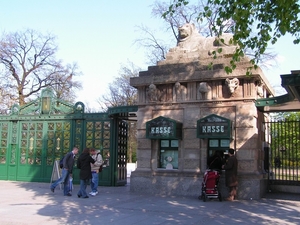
129, 23, 274, 200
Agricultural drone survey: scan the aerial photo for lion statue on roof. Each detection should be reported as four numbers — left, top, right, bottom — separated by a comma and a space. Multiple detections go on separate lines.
170, 23, 236, 55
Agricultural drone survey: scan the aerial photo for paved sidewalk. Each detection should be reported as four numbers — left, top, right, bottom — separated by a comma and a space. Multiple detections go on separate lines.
0, 180, 299, 225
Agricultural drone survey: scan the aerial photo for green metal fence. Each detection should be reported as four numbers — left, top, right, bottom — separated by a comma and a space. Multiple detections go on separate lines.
265, 119, 300, 185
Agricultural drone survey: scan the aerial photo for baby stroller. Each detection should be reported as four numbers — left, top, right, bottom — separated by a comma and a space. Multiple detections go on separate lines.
199, 169, 222, 202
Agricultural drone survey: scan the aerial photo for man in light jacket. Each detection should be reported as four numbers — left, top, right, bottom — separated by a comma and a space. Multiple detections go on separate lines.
89, 148, 103, 196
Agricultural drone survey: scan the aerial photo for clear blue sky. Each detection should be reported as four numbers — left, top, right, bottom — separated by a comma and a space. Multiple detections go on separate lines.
1, 0, 299, 110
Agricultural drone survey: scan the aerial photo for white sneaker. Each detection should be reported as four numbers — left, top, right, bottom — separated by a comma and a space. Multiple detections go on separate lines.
89, 192, 93, 195
90, 192, 96, 196
95, 191, 98, 195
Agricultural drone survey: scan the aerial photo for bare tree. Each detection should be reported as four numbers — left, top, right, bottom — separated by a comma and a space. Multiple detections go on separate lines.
152, 0, 206, 38
50, 63, 82, 103
98, 61, 139, 163
134, 25, 170, 65
0, 29, 82, 113
97, 61, 139, 111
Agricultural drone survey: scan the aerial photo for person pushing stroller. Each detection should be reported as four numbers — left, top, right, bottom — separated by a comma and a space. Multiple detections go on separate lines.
200, 151, 224, 202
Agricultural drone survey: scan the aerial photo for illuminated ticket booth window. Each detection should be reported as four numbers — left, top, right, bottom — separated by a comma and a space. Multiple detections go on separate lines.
146, 116, 182, 170
159, 139, 178, 169
197, 114, 232, 166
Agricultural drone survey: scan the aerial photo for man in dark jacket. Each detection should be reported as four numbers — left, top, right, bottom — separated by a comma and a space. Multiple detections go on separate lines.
77, 148, 95, 198
50, 146, 79, 196
207, 150, 224, 172
223, 148, 238, 201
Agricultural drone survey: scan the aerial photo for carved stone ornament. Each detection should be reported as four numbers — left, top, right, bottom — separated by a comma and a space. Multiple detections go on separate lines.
225, 78, 239, 95
256, 80, 264, 98
147, 84, 163, 102
197, 82, 212, 100
173, 82, 187, 101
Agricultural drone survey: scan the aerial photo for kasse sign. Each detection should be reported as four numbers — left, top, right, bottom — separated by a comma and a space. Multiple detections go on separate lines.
146, 116, 182, 139
197, 114, 231, 138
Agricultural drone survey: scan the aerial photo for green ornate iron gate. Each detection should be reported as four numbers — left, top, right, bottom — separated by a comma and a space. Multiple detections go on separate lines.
0, 88, 138, 186
265, 116, 300, 186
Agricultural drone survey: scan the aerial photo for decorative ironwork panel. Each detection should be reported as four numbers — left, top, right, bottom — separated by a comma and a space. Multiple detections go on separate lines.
0, 122, 8, 164
11, 122, 17, 144
46, 121, 72, 166
84, 120, 109, 150
117, 120, 128, 181
75, 120, 83, 149
10, 144, 17, 164
20, 122, 44, 165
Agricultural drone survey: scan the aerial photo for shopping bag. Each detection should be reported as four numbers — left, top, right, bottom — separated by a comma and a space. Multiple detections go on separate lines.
69, 177, 73, 192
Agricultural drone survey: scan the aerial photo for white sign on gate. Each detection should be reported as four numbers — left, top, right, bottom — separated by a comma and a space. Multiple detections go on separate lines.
50, 160, 62, 190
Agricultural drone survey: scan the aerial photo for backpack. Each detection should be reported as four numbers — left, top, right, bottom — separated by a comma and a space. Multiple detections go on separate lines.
59, 156, 64, 169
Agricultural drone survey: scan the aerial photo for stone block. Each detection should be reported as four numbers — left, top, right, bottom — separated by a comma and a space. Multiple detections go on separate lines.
236, 136, 259, 149
238, 176, 266, 199
137, 139, 151, 149
184, 107, 199, 128
130, 170, 267, 199
152, 109, 184, 122
183, 149, 200, 160
137, 129, 146, 139
136, 158, 151, 168
237, 148, 257, 160
238, 160, 256, 173
183, 159, 199, 170
137, 111, 153, 129
183, 128, 199, 140
183, 137, 200, 151
130, 171, 202, 197
235, 127, 259, 149
137, 149, 151, 159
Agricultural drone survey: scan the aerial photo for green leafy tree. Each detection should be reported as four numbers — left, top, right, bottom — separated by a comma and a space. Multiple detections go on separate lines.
165, 0, 300, 74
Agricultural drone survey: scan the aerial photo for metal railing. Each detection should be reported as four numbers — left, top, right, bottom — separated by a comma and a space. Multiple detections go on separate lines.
265, 120, 300, 185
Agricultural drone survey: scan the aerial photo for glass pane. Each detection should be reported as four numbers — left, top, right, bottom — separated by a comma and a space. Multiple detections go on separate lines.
220, 139, 230, 147
209, 139, 219, 147
161, 140, 169, 147
171, 140, 178, 147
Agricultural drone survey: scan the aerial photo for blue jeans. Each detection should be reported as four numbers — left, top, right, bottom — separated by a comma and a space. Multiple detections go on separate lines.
50, 168, 70, 195
91, 172, 99, 193
78, 179, 90, 197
